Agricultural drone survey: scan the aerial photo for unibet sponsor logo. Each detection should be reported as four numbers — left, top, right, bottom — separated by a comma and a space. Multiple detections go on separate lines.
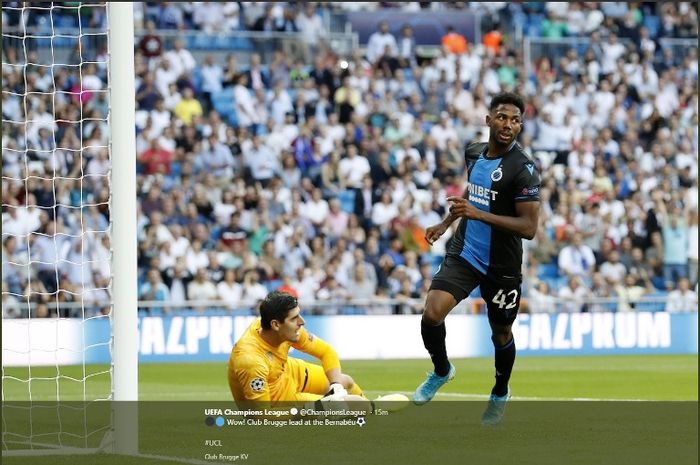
468, 182, 498, 207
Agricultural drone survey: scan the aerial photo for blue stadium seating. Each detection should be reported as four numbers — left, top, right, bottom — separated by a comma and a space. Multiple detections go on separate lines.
337, 190, 356, 214
525, 14, 544, 37
537, 263, 560, 279
54, 15, 77, 29
211, 88, 239, 126
642, 15, 661, 38
634, 291, 668, 312
264, 280, 282, 293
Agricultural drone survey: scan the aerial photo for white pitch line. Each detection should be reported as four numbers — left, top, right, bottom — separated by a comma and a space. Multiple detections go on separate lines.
364, 391, 653, 402
143, 391, 664, 402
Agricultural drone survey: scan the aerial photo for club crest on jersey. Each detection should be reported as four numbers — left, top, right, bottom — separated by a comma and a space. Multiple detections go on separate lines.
491, 166, 503, 182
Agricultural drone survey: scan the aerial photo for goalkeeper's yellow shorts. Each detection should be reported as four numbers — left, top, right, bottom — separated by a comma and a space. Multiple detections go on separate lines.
279, 357, 328, 402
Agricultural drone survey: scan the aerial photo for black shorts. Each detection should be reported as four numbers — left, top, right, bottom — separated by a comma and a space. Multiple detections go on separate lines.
429, 255, 522, 326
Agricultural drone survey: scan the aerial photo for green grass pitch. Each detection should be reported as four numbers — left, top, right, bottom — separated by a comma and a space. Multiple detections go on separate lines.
3, 354, 698, 401
2, 355, 698, 465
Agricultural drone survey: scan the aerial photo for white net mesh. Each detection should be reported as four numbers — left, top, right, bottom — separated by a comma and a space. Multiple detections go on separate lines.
2, 1, 113, 452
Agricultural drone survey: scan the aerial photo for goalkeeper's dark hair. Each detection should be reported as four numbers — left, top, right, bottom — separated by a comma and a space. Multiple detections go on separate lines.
489, 92, 525, 115
260, 291, 298, 329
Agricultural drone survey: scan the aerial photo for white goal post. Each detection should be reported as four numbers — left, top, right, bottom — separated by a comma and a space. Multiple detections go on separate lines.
108, 0, 139, 456
1, 1, 138, 457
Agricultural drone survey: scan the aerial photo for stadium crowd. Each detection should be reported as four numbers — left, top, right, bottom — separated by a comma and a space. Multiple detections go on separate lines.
2, 2, 698, 318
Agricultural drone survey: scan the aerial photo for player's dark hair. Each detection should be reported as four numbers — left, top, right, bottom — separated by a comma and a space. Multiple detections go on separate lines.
489, 92, 525, 115
260, 291, 298, 329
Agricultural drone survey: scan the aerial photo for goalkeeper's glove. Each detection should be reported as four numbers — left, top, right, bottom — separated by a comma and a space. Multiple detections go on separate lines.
321, 383, 348, 402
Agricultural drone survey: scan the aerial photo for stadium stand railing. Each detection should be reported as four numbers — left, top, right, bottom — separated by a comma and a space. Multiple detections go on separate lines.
2, 25, 358, 63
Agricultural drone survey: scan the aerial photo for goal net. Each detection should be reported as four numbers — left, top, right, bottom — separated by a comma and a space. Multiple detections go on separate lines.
2, 1, 136, 456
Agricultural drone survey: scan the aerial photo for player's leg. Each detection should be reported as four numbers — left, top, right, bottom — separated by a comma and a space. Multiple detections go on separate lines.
488, 320, 515, 398
289, 358, 366, 398
414, 256, 478, 404
480, 277, 521, 425
421, 289, 458, 377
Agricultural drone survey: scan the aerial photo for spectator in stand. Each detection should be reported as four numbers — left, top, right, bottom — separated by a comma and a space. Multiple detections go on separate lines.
441, 25, 468, 55
397, 24, 417, 69
527, 281, 557, 314
558, 232, 597, 280
138, 138, 173, 176
296, 3, 326, 64
240, 269, 268, 309
366, 21, 398, 67
616, 272, 654, 312
199, 54, 223, 114
558, 276, 591, 313
598, 250, 628, 286
233, 73, 262, 133
136, 72, 162, 111
174, 86, 203, 126
334, 76, 361, 124
192, 2, 226, 33
138, 20, 162, 68
654, 194, 689, 288
345, 263, 377, 302
243, 135, 280, 187
338, 143, 371, 190
245, 53, 270, 92
665, 278, 698, 312
162, 37, 196, 86
196, 134, 236, 180
482, 24, 502, 56
217, 268, 242, 309
139, 268, 171, 313
187, 268, 219, 310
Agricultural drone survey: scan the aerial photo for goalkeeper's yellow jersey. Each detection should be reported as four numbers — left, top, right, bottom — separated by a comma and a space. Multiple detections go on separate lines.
227, 318, 341, 403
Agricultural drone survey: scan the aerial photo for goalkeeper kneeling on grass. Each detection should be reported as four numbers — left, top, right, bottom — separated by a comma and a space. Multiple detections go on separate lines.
228, 291, 406, 411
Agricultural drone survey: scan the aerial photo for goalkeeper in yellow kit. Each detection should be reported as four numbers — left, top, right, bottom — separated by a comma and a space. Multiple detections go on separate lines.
228, 291, 367, 405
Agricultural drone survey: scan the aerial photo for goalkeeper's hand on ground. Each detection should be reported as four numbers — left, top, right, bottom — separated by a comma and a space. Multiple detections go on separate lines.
321, 383, 348, 402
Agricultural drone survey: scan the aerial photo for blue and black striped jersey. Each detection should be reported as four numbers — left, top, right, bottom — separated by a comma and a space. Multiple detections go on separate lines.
446, 141, 541, 279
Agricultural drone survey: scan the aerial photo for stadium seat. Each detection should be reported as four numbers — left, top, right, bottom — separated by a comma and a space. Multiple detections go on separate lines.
525, 14, 544, 37
264, 280, 282, 293
225, 110, 239, 128
53, 36, 73, 48
634, 291, 668, 312
191, 35, 210, 50
537, 263, 560, 279
642, 15, 660, 38
231, 37, 254, 51
340, 307, 365, 315
337, 190, 356, 214
213, 36, 229, 50
55, 15, 77, 29
191, 68, 202, 93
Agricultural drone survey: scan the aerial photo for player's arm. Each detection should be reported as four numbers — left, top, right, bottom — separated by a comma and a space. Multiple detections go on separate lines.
425, 144, 482, 245
447, 200, 540, 240
232, 359, 271, 403
425, 183, 469, 245
292, 329, 344, 384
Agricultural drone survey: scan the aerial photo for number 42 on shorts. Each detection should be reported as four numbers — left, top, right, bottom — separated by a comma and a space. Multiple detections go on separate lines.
492, 289, 518, 309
